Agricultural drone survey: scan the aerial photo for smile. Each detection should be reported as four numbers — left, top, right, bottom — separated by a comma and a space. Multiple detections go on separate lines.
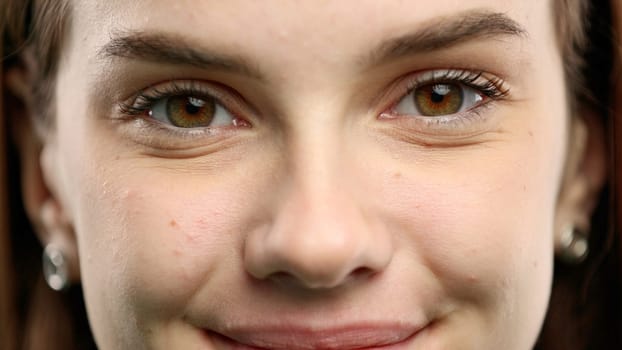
205, 323, 427, 350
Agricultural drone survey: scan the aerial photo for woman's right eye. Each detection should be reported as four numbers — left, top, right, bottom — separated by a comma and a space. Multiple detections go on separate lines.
149, 95, 236, 128
119, 80, 254, 133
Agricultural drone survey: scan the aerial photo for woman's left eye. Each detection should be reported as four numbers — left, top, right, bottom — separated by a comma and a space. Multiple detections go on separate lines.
393, 83, 485, 117
150, 95, 234, 128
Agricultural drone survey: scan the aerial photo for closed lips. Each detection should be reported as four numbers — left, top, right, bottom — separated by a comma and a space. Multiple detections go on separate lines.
205, 323, 426, 350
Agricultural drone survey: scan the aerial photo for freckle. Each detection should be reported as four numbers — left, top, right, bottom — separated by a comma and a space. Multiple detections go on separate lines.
120, 189, 132, 199
115, 155, 120, 160
393, 172, 402, 178
169, 219, 178, 227
528, 131, 533, 137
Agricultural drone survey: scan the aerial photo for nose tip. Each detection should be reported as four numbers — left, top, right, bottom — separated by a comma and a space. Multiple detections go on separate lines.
243, 198, 393, 290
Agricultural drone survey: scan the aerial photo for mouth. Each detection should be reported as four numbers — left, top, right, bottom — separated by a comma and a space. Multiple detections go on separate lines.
204, 323, 426, 350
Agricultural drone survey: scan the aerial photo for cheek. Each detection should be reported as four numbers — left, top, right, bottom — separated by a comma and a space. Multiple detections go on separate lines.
366, 112, 563, 327
73, 161, 255, 338
381, 159, 554, 290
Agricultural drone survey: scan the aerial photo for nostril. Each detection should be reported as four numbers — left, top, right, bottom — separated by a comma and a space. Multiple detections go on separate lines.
255, 266, 379, 291
351, 266, 375, 279
264, 271, 294, 284
263, 271, 327, 290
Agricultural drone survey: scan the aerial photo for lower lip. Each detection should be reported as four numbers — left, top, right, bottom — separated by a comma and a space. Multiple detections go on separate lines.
204, 326, 426, 350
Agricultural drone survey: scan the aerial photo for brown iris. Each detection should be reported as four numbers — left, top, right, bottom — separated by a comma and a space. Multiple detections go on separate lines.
165, 96, 216, 128
414, 83, 464, 116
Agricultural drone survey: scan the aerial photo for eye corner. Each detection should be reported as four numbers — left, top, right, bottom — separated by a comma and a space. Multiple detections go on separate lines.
117, 100, 149, 119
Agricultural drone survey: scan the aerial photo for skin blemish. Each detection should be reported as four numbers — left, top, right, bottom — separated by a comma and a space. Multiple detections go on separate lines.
120, 188, 133, 200
393, 172, 402, 178
173, 247, 182, 257
183, 229, 201, 244
169, 219, 178, 227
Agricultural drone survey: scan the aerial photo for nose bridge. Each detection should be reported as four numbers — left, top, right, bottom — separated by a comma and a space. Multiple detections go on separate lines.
289, 116, 341, 199
244, 123, 393, 289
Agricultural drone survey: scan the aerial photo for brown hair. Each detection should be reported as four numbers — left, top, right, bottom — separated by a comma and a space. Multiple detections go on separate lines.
1, 0, 619, 349
539, 1, 622, 349
1, 1, 94, 349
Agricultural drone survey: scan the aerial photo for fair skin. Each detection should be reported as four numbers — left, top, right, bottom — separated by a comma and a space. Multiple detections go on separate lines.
11, 0, 606, 349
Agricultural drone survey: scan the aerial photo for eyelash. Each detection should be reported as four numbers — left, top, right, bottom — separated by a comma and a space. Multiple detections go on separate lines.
404, 69, 509, 101
119, 80, 231, 117
434, 70, 508, 98
381, 69, 510, 129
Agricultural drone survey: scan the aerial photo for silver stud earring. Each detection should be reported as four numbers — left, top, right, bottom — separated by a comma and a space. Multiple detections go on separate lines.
558, 225, 589, 264
42, 244, 70, 291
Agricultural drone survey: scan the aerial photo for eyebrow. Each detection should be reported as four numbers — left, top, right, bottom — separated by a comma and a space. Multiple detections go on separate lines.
98, 31, 264, 79
365, 10, 527, 65
97, 10, 526, 76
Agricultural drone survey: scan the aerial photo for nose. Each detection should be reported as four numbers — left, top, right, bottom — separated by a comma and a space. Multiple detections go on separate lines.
244, 151, 394, 290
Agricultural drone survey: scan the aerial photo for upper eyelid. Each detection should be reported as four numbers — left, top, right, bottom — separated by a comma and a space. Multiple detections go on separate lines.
403, 69, 509, 96
135, 81, 226, 104
119, 80, 254, 117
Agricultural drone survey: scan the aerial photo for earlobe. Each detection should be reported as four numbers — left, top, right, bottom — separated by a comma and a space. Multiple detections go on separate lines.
38, 198, 80, 286
4, 58, 80, 285
34, 144, 81, 286
554, 110, 607, 261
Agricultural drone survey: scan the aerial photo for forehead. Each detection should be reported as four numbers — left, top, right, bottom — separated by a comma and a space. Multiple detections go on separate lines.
71, 0, 550, 62
75, 0, 542, 27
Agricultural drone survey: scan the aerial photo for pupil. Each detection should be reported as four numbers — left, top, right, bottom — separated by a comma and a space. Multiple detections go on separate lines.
185, 97, 205, 115
430, 92, 445, 104
430, 84, 451, 104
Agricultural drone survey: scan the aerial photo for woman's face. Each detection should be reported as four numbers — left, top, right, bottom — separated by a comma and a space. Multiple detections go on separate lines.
42, 0, 578, 349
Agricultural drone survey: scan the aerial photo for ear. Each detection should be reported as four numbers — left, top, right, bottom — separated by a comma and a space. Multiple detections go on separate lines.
554, 109, 607, 256
4, 54, 80, 283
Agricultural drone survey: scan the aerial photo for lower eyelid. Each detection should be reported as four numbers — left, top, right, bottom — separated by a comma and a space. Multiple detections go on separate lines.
379, 98, 496, 136
114, 113, 248, 153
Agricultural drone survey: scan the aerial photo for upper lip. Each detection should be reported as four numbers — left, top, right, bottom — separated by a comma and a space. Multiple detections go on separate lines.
207, 322, 424, 350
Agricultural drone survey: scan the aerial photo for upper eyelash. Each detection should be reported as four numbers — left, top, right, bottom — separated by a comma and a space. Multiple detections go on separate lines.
118, 69, 507, 122
119, 81, 218, 117
405, 69, 510, 100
